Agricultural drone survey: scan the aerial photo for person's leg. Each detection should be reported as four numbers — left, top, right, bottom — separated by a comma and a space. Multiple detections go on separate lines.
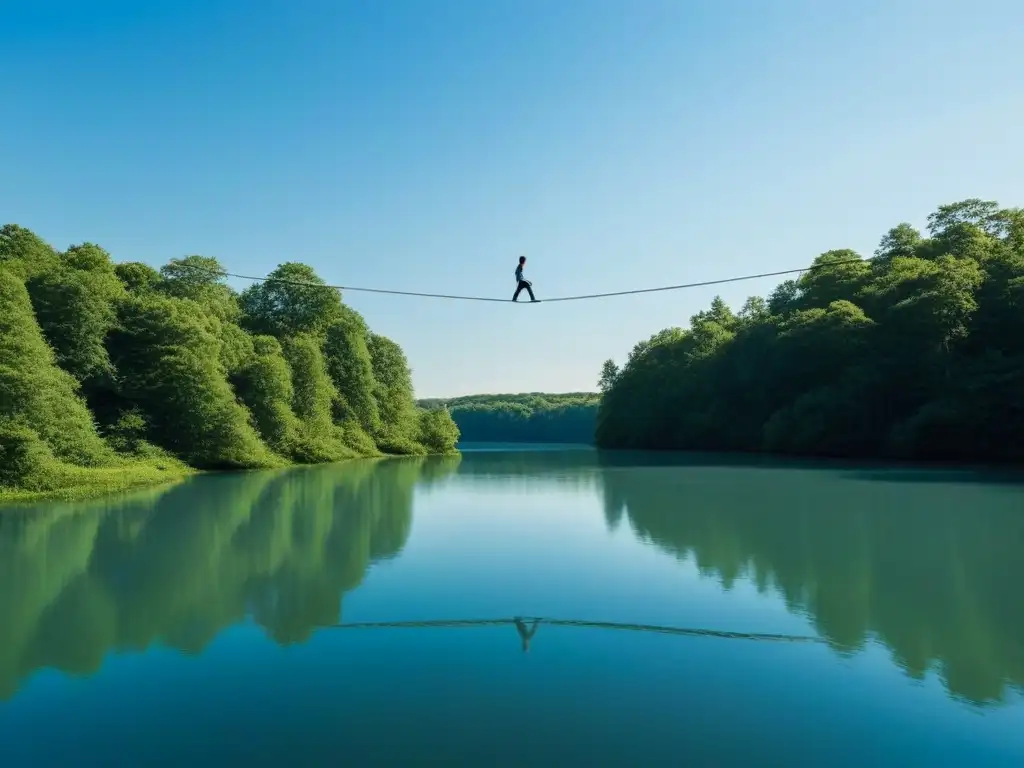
513, 282, 524, 301
525, 281, 537, 301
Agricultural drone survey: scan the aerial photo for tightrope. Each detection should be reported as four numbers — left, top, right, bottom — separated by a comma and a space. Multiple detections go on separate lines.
177, 257, 869, 303
325, 616, 826, 643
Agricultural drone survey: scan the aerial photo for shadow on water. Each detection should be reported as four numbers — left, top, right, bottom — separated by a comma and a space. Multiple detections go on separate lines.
0, 455, 460, 701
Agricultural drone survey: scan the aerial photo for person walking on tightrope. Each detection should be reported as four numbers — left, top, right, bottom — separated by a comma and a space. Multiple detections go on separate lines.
513, 255, 539, 302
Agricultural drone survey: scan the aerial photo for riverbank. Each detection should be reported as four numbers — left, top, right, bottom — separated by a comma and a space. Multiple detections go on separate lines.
0, 457, 194, 505
1, 230, 462, 508
0, 448, 462, 507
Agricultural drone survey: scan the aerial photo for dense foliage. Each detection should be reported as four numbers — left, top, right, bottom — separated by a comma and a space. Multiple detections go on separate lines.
420, 392, 599, 444
597, 199, 1024, 462
0, 225, 459, 499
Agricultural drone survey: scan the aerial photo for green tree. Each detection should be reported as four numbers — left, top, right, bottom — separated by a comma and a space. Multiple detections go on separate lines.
1, 227, 452, 500
323, 307, 381, 435
156, 255, 254, 376
108, 294, 277, 469
368, 333, 422, 453
239, 263, 343, 338
115, 262, 161, 294
158, 255, 240, 323
0, 268, 112, 470
0, 224, 59, 280
281, 334, 351, 462
737, 296, 770, 325
795, 250, 871, 311
597, 197, 1024, 462
233, 335, 305, 458
598, 360, 619, 393
417, 407, 460, 453
25, 243, 124, 389
926, 198, 1001, 236
874, 223, 923, 266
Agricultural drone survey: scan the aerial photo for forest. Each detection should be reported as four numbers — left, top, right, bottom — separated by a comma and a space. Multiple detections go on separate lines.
0, 225, 460, 501
420, 392, 598, 444
596, 198, 1024, 463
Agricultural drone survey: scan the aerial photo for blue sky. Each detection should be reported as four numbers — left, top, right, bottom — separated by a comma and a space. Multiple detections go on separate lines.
3, 0, 1022, 398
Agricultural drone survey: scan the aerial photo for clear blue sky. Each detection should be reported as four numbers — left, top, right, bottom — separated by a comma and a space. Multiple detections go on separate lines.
3, 0, 1022, 398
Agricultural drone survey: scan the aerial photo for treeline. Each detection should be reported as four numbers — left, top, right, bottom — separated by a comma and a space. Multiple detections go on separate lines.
0, 225, 460, 499
0, 456, 460, 699
597, 198, 1024, 462
420, 393, 599, 444
598, 452, 1024, 706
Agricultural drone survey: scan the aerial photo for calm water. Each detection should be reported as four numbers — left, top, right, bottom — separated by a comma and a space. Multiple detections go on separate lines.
1, 445, 1023, 766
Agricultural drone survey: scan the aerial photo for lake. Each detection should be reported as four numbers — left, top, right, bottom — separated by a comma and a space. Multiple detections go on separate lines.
1, 444, 1023, 766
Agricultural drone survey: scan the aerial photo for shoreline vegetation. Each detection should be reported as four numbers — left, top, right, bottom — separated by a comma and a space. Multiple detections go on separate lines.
0, 224, 460, 506
596, 198, 1024, 464
0, 461, 194, 505
5, 195, 1021, 505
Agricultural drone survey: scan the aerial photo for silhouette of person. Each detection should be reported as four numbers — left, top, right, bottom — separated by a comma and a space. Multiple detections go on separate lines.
514, 617, 541, 652
513, 256, 539, 302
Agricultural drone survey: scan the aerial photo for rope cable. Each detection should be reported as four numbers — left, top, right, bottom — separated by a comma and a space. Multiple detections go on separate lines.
324, 616, 826, 643
174, 256, 869, 304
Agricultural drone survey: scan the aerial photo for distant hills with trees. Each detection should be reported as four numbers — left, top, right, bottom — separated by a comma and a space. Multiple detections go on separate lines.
419, 392, 598, 444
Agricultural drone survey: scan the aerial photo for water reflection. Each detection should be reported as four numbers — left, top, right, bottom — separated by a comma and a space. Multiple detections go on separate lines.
0, 456, 460, 700
597, 451, 1024, 707
455, 444, 600, 489
2, 446, 1022, 715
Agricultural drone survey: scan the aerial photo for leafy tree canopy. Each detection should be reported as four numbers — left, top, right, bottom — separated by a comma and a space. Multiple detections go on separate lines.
0, 227, 459, 499
597, 198, 1024, 463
